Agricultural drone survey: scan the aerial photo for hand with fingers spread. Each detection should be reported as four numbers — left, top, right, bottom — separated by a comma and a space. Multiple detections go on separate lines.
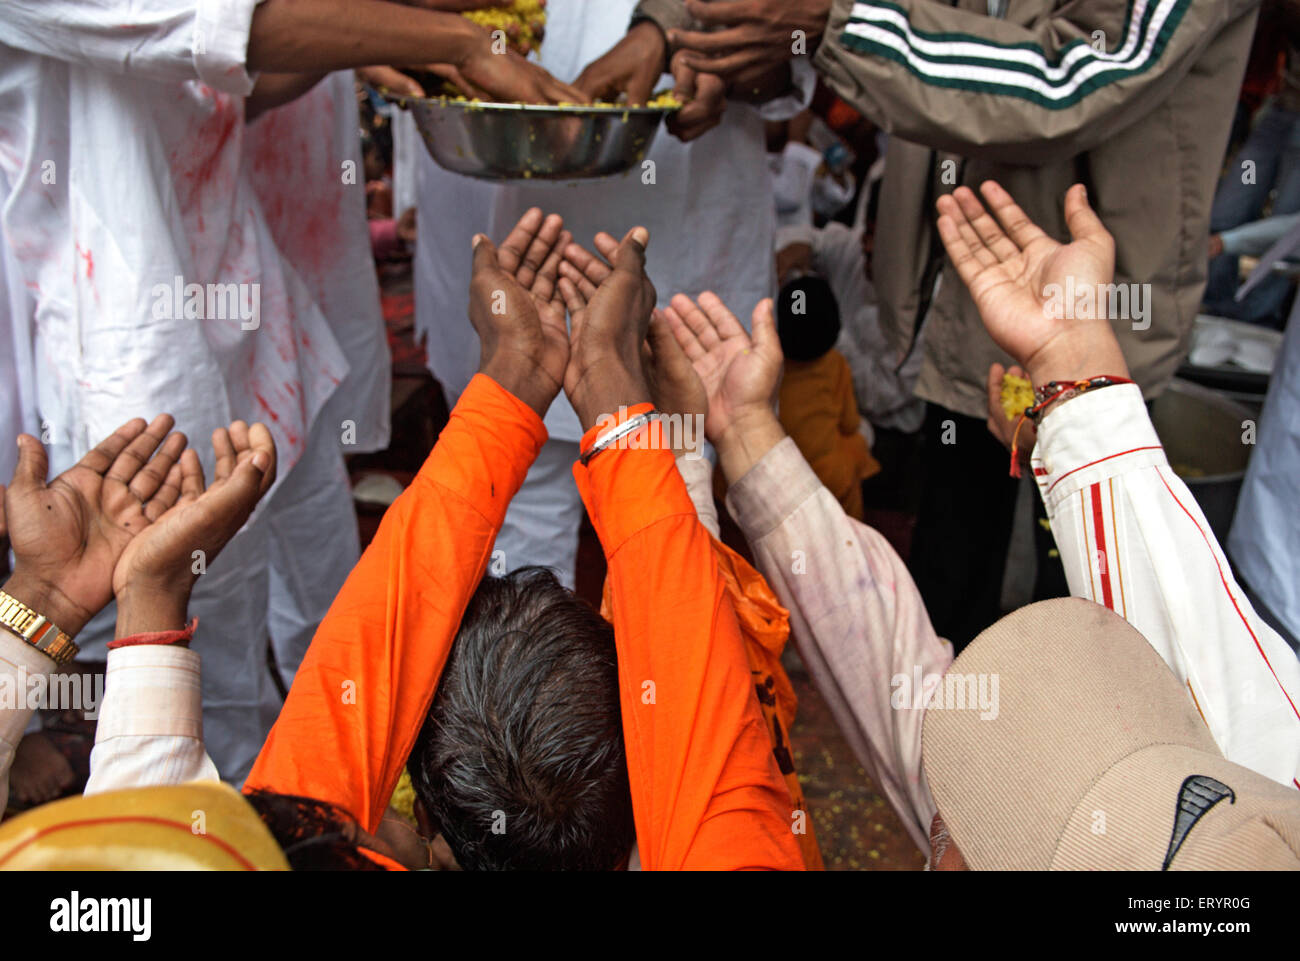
556, 227, 657, 431
1, 416, 189, 638
661, 292, 786, 482
112, 422, 278, 638
469, 207, 573, 418
935, 181, 1130, 387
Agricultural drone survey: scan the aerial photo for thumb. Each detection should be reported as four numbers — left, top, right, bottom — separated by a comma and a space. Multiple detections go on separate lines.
613, 226, 650, 276
750, 298, 781, 359
1063, 183, 1110, 246
671, 50, 696, 99
471, 233, 501, 277
12, 434, 49, 493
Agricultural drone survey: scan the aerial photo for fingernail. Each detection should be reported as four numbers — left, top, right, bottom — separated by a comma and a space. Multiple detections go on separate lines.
471, 234, 485, 249
252, 452, 269, 471
632, 226, 650, 247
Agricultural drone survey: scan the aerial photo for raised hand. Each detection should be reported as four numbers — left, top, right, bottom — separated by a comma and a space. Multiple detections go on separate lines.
1, 416, 187, 637
112, 422, 277, 637
556, 227, 656, 430
661, 292, 781, 443
469, 208, 572, 417
662, 292, 785, 483
935, 181, 1129, 385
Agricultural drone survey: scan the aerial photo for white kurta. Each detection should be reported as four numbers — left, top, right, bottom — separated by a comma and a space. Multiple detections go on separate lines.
0, 1, 352, 781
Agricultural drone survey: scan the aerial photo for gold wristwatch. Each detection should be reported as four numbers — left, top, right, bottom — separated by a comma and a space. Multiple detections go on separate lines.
0, 590, 79, 667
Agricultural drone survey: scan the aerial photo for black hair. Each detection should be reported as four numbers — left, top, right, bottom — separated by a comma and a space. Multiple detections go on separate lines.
776, 275, 841, 362
408, 567, 634, 870
243, 789, 385, 871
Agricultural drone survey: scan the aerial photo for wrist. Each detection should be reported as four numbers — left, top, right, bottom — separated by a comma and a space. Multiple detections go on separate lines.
115, 583, 192, 640
481, 351, 560, 420
1024, 327, 1130, 388
715, 406, 786, 484
2, 571, 92, 639
569, 361, 653, 432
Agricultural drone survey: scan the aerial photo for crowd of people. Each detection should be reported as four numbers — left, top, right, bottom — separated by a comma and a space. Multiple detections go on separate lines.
0, 0, 1298, 873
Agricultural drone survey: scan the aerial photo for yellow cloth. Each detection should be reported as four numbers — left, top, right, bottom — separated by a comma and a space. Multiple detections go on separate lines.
779, 350, 879, 520
0, 782, 288, 870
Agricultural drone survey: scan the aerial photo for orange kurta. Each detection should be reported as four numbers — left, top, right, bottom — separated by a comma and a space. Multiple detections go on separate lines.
574, 407, 805, 871
246, 376, 803, 870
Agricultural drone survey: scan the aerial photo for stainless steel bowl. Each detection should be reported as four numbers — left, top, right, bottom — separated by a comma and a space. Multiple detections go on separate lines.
382, 94, 677, 181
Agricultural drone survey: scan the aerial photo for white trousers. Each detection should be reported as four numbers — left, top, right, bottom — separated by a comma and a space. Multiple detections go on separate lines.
492, 437, 583, 589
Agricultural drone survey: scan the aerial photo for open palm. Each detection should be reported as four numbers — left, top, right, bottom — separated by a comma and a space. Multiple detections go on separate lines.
935, 181, 1115, 370
113, 422, 277, 600
3, 416, 187, 632
662, 292, 781, 441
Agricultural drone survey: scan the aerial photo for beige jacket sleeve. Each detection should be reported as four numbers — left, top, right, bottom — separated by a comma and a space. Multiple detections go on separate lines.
814, 0, 1259, 165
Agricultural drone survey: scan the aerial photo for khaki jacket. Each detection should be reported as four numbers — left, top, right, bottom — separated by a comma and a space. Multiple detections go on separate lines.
814, 0, 1261, 417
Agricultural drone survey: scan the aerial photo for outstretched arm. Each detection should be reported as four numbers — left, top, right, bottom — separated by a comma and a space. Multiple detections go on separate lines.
663, 291, 949, 852
560, 233, 804, 870
245, 210, 572, 832
0, 416, 190, 808
937, 180, 1300, 789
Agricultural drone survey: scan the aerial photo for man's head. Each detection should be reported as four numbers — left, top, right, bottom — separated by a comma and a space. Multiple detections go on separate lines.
408, 567, 634, 870
776, 275, 841, 363
921, 599, 1300, 870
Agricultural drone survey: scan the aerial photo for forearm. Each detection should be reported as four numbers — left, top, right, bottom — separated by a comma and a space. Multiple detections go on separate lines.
0, 632, 56, 812
248, 0, 483, 73
575, 419, 804, 870
246, 71, 328, 122
724, 435, 950, 851
244, 373, 546, 831
1033, 384, 1300, 788
85, 644, 219, 794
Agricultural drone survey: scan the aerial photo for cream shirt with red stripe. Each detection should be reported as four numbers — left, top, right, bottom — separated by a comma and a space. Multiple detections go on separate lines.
1032, 384, 1300, 790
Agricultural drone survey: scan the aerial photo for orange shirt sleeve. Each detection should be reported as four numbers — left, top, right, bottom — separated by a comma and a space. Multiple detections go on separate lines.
573, 411, 805, 871
244, 374, 547, 833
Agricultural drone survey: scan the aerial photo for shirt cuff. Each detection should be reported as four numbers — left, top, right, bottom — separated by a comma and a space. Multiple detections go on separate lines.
0, 631, 56, 757
574, 410, 697, 556
1031, 383, 1167, 510
724, 436, 825, 540
96, 645, 205, 741
194, 0, 263, 97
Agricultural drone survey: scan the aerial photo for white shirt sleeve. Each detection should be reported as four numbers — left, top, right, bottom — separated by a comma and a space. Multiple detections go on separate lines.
84, 644, 220, 794
0, 633, 56, 812
1, 0, 263, 96
1032, 384, 1300, 789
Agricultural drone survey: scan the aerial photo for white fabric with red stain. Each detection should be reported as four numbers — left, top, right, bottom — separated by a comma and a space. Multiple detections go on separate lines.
0, 1, 358, 783
244, 71, 390, 455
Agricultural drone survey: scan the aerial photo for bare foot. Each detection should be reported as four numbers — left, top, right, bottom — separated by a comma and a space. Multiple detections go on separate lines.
10, 732, 75, 806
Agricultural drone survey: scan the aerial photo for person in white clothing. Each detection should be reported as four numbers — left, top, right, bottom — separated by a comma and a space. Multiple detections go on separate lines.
0, 0, 582, 782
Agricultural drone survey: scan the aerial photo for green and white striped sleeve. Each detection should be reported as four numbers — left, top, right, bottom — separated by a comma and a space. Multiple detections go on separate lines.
813, 0, 1255, 164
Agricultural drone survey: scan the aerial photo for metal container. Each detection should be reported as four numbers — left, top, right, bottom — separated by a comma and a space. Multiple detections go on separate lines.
385, 94, 677, 181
